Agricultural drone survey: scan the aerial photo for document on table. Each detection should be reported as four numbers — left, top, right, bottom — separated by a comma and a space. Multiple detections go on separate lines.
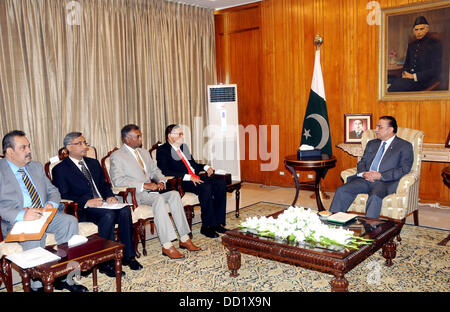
96, 202, 130, 209
7, 247, 61, 269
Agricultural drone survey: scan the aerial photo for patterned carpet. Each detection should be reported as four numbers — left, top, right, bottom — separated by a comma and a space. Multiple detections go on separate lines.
5, 202, 450, 292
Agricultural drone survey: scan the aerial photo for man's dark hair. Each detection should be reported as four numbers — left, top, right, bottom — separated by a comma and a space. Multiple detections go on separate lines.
2, 130, 26, 154
380, 116, 398, 133
121, 124, 140, 141
165, 124, 180, 142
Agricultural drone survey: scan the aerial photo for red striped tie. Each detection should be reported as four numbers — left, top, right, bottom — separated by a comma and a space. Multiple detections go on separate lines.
176, 149, 200, 180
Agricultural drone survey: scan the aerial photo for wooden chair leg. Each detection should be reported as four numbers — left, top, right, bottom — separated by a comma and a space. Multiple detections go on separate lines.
133, 223, 141, 258
413, 210, 419, 226
139, 220, 147, 257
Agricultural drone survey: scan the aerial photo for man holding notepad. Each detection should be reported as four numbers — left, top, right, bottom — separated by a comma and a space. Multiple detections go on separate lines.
52, 132, 143, 275
0, 130, 84, 292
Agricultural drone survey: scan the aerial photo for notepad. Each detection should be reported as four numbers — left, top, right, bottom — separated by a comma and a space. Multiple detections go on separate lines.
327, 212, 358, 224
5, 208, 57, 243
7, 247, 61, 269
96, 202, 130, 209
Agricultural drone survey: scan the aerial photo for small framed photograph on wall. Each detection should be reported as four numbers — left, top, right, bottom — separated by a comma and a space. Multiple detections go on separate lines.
344, 114, 372, 144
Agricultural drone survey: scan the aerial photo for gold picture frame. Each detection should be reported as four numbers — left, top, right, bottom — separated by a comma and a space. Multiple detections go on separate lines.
379, 1, 450, 101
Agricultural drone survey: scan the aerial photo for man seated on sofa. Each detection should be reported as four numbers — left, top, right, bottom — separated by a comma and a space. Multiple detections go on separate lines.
329, 116, 414, 218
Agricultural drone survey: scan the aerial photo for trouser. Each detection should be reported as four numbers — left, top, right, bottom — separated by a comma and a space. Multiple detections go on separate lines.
329, 176, 398, 218
81, 206, 135, 259
137, 190, 190, 245
181, 176, 227, 227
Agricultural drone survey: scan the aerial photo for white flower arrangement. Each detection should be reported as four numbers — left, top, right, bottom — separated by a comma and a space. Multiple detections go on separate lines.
240, 206, 372, 251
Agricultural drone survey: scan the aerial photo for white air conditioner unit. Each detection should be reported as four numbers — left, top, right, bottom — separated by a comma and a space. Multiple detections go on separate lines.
207, 84, 241, 181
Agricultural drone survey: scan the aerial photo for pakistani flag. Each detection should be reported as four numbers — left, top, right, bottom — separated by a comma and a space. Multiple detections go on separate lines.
300, 49, 332, 157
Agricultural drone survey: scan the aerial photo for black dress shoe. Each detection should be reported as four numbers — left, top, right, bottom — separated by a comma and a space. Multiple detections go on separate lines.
213, 225, 229, 234
200, 226, 219, 238
122, 257, 143, 271
99, 262, 126, 278
54, 280, 88, 292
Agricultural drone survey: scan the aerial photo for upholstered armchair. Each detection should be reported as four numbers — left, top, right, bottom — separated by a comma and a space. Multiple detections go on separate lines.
340, 127, 424, 225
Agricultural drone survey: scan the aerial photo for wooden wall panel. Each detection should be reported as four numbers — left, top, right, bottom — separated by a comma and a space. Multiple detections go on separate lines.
215, 0, 450, 205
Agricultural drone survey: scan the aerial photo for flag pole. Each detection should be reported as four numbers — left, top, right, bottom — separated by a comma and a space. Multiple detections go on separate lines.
314, 34, 323, 51
309, 34, 331, 201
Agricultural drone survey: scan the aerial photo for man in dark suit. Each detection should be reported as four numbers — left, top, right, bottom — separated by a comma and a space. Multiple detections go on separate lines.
156, 124, 228, 238
330, 116, 414, 218
0, 130, 85, 292
52, 132, 142, 276
388, 16, 442, 92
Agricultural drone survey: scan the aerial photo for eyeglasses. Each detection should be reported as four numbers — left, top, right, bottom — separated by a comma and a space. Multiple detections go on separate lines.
170, 132, 184, 137
70, 141, 90, 146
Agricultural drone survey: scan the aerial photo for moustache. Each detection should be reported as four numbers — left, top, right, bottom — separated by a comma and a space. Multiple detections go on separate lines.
25, 153, 32, 158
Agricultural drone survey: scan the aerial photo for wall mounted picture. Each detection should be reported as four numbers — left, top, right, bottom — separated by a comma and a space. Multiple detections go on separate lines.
379, 1, 450, 101
344, 114, 372, 144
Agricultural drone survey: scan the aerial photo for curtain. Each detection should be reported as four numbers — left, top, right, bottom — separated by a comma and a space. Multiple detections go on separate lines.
0, 0, 216, 163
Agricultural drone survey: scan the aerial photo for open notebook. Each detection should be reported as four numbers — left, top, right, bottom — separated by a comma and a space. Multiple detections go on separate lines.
5, 208, 57, 243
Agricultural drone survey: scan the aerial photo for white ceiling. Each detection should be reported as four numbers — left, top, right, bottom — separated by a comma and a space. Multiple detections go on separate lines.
172, 0, 261, 10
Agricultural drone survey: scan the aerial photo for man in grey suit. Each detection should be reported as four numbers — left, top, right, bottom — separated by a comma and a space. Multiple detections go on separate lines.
330, 116, 414, 218
0, 130, 86, 292
110, 124, 201, 260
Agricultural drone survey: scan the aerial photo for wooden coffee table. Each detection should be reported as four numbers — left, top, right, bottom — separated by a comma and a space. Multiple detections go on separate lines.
5, 234, 124, 292
222, 210, 403, 292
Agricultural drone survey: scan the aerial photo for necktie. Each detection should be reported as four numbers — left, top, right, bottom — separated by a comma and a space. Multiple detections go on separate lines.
18, 168, 42, 208
370, 141, 386, 172
176, 149, 200, 180
134, 150, 146, 174
79, 161, 100, 198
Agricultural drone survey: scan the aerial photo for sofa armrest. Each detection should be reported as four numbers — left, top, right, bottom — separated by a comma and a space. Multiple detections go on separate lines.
395, 172, 418, 196
341, 168, 357, 183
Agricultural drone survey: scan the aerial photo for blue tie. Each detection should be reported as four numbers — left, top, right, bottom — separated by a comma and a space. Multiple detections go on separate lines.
370, 142, 386, 172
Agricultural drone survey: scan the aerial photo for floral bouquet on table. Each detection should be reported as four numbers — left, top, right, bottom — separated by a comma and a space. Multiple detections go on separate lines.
239, 206, 373, 251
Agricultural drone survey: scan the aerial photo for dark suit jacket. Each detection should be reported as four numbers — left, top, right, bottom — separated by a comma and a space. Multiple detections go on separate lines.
52, 157, 114, 218
403, 33, 442, 88
355, 136, 413, 183
156, 143, 204, 178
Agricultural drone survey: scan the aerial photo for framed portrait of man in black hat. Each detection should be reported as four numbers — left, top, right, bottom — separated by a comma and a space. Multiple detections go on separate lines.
379, 1, 450, 100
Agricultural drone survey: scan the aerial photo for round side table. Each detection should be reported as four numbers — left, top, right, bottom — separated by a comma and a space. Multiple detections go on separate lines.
284, 154, 336, 211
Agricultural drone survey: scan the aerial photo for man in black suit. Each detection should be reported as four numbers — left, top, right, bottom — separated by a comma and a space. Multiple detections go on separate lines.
156, 124, 228, 238
52, 132, 142, 276
330, 116, 414, 218
388, 16, 442, 92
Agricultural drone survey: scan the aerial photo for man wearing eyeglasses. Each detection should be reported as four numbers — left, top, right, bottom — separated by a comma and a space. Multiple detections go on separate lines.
329, 116, 413, 218
109, 124, 201, 260
52, 132, 143, 275
156, 124, 228, 239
